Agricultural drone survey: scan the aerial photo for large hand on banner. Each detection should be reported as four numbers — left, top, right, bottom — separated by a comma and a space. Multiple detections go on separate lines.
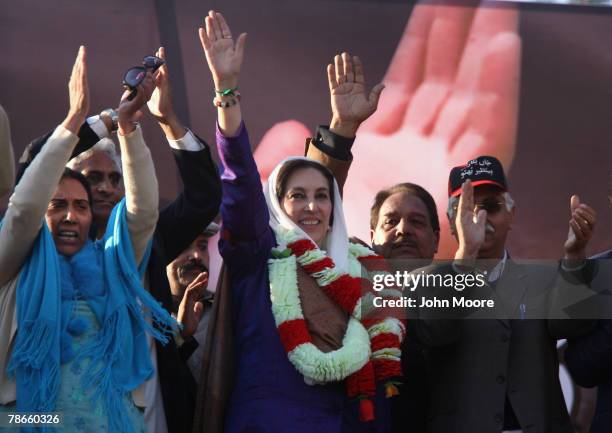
253, 2, 521, 258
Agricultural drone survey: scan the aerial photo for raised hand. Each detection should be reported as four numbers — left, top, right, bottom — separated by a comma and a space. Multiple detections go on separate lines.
564, 195, 596, 261
62, 46, 90, 134
254, 2, 521, 258
177, 271, 208, 339
118, 71, 155, 135
198, 10, 247, 90
147, 47, 186, 140
454, 180, 487, 260
328, 53, 385, 137
147, 47, 174, 123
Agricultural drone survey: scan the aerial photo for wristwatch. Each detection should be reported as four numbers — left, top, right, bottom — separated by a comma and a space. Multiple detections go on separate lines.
100, 108, 119, 133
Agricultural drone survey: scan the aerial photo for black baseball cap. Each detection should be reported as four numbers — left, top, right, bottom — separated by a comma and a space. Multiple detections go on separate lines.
448, 156, 508, 197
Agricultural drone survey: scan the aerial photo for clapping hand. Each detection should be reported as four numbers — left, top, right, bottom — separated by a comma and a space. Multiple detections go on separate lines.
564, 195, 596, 261
147, 47, 175, 124
62, 46, 90, 134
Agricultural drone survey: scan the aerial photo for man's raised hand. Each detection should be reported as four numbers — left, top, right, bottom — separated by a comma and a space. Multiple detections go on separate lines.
454, 180, 487, 261
328, 53, 384, 138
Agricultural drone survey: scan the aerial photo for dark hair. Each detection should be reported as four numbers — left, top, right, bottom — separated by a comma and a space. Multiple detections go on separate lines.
276, 159, 335, 222
370, 182, 440, 232
59, 167, 97, 240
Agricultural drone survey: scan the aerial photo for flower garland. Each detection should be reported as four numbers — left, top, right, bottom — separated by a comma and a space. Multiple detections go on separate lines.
268, 227, 405, 421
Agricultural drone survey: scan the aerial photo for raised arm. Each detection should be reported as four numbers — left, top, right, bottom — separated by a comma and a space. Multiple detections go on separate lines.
115, 72, 159, 265
199, 11, 270, 252
147, 46, 222, 263
306, 53, 384, 195
0, 47, 88, 285
0, 104, 14, 200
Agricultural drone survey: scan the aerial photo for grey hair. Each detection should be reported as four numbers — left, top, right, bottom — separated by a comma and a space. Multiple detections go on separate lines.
447, 192, 515, 222
67, 138, 122, 173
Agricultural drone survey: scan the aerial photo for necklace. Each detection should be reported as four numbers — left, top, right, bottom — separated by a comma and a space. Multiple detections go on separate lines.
268, 227, 404, 421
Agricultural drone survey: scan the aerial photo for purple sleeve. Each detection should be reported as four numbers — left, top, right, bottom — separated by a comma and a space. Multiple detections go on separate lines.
216, 122, 273, 258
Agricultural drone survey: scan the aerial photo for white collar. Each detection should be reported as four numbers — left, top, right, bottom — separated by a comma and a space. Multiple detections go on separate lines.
487, 250, 508, 283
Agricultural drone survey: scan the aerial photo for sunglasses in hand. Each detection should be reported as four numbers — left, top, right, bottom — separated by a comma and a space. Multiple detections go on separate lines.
122, 55, 165, 100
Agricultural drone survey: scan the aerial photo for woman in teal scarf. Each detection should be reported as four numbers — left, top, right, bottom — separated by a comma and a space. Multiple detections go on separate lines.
0, 47, 176, 433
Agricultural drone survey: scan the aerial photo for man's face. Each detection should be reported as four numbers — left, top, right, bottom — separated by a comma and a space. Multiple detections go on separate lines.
453, 185, 515, 259
167, 234, 211, 298
45, 177, 92, 257
76, 152, 123, 223
371, 191, 439, 260
473, 186, 514, 259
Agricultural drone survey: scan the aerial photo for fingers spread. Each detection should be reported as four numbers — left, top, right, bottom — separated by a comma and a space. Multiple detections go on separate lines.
211, 11, 223, 39
327, 63, 338, 91
217, 12, 233, 38
205, 16, 216, 42
199, 27, 211, 50
334, 54, 345, 85
369, 83, 385, 107
424, 5, 474, 85
235, 33, 247, 58
353, 55, 365, 85
342, 52, 354, 83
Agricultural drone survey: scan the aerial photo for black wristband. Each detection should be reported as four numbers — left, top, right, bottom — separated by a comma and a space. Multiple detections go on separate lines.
314, 125, 355, 161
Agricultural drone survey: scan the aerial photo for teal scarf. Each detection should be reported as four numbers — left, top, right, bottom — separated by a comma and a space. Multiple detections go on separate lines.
5, 198, 176, 433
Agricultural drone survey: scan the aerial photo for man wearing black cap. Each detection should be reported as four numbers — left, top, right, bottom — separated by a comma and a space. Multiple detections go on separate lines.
410, 155, 597, 433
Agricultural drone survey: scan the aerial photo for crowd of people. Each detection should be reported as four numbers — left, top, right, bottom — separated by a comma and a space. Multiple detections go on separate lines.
0, 6, 611, 433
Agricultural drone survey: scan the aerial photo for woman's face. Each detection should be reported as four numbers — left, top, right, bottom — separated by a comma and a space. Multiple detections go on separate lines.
281, 167, 332, 245
45, 177, 92, 257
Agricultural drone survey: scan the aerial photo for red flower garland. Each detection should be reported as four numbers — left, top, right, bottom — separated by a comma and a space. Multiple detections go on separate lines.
283, 239, 404, 422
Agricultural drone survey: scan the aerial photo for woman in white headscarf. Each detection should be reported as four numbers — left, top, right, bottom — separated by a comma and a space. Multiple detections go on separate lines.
200, 11, 403, 433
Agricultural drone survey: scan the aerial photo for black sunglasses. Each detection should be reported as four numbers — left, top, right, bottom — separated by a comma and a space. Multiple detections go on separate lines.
122, 55, 165, 100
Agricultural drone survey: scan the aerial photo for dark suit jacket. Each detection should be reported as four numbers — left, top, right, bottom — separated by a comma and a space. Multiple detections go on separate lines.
305, 126, 429, 433
18, 124, 222, 433
565, 249, 612, 433
408, 260, 593, 433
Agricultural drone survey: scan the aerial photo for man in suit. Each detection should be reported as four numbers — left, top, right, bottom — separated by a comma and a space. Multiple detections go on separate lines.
16, 49, 222, 433
302, 57, 440, 431
565, 248, 612, 433
408, 156, 597, 433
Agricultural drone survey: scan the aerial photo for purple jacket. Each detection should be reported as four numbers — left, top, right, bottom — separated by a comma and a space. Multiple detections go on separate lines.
216, 123, 390, 433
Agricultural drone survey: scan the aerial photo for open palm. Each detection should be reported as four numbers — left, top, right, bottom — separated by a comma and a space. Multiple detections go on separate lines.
254, 1, 521, 258
329, 53, 384, 127
198, 11, 246, 87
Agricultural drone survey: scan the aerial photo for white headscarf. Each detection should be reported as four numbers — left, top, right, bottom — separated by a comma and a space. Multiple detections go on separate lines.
264, 156, 350, 271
